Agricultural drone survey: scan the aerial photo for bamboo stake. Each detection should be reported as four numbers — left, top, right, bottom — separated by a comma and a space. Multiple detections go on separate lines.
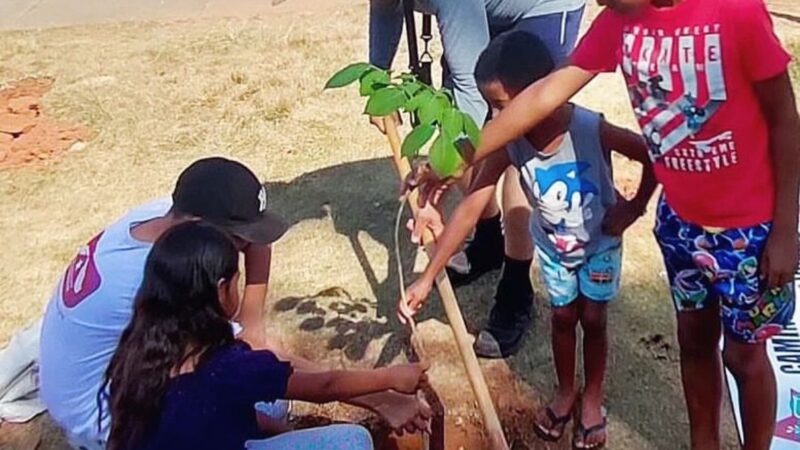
384, 117, 509, 450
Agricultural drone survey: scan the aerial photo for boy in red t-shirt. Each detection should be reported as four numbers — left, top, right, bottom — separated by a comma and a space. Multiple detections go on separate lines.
407, 0, 800, 448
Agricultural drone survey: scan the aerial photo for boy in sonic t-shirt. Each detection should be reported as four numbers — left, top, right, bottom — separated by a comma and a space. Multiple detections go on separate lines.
406, 0, 800, 448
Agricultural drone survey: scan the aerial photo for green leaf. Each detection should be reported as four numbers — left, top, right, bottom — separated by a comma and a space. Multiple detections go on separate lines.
401, 81, 423, 98
418, 94, 449, 125
401, 123, 435, 158
359, 69, 391, 96
440, 107, 464, 142
462, 112, 481, 147
440, 88, 455, 102
428, 133, 464, 178
405, 89, 433, 112
325, 63, 371, 89
364, 87, 407, 116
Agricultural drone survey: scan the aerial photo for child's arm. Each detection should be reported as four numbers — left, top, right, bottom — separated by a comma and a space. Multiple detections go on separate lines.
470, 7, 624, 165
238, 243, 272, 348
410, 66, 596, 208
262, 342, 432, 433
472, 66, 596, 164
755, 72, 800, 288
599, 120, 659, 236
285, 362, 429, 404
398, 151, 511, 319
409, 8, 626, 205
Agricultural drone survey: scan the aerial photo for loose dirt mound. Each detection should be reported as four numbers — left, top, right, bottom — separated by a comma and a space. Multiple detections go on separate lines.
0, 77, 87, 169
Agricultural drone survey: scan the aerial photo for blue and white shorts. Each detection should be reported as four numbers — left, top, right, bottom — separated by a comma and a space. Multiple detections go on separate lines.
536, 244, 623, 307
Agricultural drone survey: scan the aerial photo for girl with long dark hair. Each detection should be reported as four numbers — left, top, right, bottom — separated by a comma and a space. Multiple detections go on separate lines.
102, 221, 428, 450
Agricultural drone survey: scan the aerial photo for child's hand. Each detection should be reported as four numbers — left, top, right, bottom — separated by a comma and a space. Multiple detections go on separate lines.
406, 202, 445, 245
761, 227, 799, 288
602, 198, 644, 236
371, 392, 433, 435
397, 278, 434, 324
389, 362, 430, 394
402, 163, 453, 209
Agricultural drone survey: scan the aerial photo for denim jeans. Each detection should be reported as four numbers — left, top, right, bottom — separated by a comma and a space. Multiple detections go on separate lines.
370, 0, 586, 125
443, 5, 586, 123
245, 424, 374, 450
503, 6, 586, 67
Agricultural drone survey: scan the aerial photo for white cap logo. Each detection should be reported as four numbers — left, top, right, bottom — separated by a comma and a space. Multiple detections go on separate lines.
258, 186, 267, 213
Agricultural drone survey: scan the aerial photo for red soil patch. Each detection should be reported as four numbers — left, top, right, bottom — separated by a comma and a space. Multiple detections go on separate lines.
0, 77, 87, 169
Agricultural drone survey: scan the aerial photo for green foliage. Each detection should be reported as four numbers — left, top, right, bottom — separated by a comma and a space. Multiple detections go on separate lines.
325, 63, 371, 89
428, 133, 464, 178
364, 87, 406, 116
440, 108, 463, 141
324, 63, 479, 178
401, 123, 435, 158
462, 112, 481, 148
359, 69, 390, 96
405, 90, 433, 112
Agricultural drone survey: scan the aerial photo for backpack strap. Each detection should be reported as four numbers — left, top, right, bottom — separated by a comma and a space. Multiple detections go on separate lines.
402, 0, 433, 86
419, 12, 433, 86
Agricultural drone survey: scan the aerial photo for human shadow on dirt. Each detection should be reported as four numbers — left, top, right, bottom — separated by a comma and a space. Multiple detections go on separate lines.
264, 157, 459, 367
264, 157, 722, 449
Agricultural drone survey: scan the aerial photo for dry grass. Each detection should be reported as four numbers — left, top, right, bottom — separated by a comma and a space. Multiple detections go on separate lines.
0, 3, 798, 449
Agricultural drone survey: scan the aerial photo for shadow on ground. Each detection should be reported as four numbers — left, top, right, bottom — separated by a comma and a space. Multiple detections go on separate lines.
0, 157, 736, 450
264, 157, 721, 449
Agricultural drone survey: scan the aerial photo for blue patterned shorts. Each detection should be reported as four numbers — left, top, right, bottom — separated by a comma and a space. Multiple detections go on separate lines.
654, 198, 795, 344
536, 244, 623, 307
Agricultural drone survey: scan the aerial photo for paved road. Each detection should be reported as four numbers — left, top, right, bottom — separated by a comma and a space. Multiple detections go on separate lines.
0, 0, 358, 31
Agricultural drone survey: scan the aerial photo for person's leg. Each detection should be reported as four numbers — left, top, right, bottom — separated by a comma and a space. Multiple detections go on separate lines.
578, 299, 608, 447
654, 198, 722, 450
574, 246, 621, 447
534, 300, 580, 438
472, 166, 535, 358
473, 251, 534, 358
501, 166, 533, 262
723, 339, 776, 450
255, 400, 292, 435
550, 301, 581, 412
713, 222, 795, 450
533, 252, 580, 439
445, 203, 505, 286
677, 308, 723, 450
512, 5, 586, 67
246, 424, 373, 450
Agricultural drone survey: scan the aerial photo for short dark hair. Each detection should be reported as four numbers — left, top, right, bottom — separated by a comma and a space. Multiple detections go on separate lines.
475, 30, 555, 92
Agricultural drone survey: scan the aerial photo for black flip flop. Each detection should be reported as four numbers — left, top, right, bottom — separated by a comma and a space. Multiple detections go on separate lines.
572, 408, 608, 450
534, 406, 572, 442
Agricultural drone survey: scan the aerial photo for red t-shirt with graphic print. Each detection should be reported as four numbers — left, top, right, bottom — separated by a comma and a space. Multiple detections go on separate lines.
570, 0, 792, 228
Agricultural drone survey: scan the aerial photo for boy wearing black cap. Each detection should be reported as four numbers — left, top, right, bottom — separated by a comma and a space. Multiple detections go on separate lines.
38, 157, 429, 450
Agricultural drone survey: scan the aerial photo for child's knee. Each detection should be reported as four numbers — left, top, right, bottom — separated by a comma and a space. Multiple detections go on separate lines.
551, 304, 579, 332
580, 308, 607, 336
336, 425, 373, 450
722, 342, 769, 380
677, 311, 721, 358
678, 331, 718, 359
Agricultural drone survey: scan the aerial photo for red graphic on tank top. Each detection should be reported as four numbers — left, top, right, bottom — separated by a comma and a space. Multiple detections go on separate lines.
61, 232, 103, 308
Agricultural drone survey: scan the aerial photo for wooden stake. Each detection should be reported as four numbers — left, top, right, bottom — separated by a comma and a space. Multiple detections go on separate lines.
384, 117, 509, 450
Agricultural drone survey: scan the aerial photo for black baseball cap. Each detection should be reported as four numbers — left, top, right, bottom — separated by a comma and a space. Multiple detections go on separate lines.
172, 157, 288, 245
